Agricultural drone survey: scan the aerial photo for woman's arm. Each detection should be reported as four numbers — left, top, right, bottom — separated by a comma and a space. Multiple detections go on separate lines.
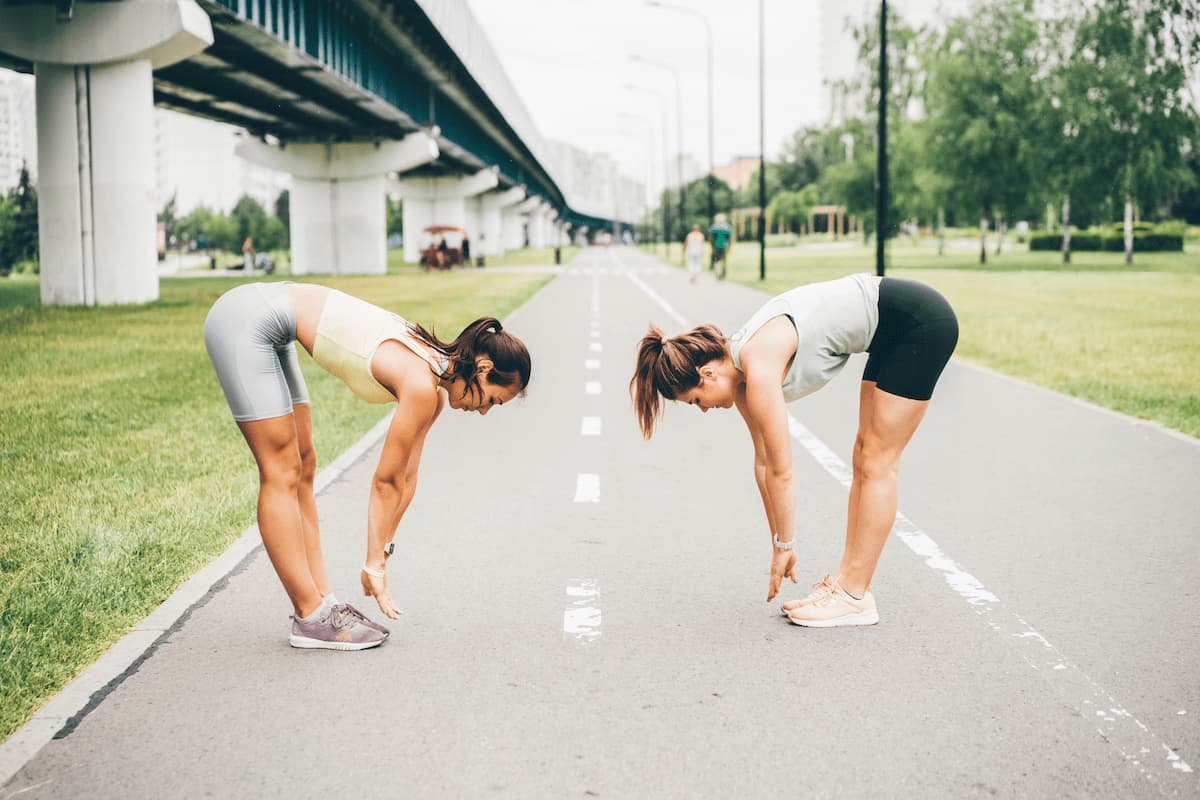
365, 384, 438, 569
390, 390, 445, 536
734, 386, 779, 544
738, 359, 799, 601
361, 380, 439, 618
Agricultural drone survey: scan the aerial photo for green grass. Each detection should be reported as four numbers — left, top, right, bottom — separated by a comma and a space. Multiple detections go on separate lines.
717, 238, 1200, 439
0, 270, 552, 742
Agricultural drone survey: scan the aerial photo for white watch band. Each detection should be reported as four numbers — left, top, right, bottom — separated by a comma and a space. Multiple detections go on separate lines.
773, 534, 794, 550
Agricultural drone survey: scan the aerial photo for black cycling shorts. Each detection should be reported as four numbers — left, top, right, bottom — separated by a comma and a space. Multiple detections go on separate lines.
863, 278, 958, 401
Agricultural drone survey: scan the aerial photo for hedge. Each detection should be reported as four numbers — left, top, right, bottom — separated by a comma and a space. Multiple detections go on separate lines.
1028, 232, 1183, 252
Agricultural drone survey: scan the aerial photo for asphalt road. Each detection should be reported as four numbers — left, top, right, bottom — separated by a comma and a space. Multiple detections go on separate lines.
3, 246, 1198, 798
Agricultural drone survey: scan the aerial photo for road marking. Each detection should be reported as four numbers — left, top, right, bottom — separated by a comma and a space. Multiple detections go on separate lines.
574, 473, 600, 503
625, 259, 1194, 785
581, 417, 602, 436
585, 381, 602, 395
589, 342, 602, 352
584, 359, 600, 370
564, 579, 601, 643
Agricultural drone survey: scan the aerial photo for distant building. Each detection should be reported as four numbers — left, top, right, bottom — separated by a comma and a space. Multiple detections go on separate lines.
0, 70, 35, 191
712, 157, 761, 192
155, 108, 289, 215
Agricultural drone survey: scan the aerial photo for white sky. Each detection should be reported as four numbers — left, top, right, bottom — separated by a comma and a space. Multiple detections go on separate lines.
466, 0, 962, 194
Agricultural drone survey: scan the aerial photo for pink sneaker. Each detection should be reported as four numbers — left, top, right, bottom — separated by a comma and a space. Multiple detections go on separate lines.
786, 583, 879, 627
289, 604, 387, 650
779, 574, 836, 617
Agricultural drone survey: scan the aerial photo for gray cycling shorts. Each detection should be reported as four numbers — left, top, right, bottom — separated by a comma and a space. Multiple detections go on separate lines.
204, 282, 310, 422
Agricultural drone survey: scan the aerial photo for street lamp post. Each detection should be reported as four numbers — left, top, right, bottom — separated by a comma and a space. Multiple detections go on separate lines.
624, 84, 673, 256
758, 0, 766, 281
645, 0, 715, 244
876, 0, 888, 277
630, 54, 685, 255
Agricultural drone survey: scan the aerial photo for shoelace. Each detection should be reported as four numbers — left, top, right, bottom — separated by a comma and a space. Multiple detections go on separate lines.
327, 604, 356, 630
340, 605, 370, 625
803, 575, 836, 603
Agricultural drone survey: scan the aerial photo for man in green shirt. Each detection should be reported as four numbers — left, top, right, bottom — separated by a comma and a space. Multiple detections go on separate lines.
709, 213, 732, 280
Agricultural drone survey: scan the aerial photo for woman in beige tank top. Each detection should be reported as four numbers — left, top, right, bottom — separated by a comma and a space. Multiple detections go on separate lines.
205, 282, 530, 649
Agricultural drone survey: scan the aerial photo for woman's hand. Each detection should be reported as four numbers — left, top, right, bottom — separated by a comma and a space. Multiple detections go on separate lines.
361, 567, 404, 619
768, 548, 797, 601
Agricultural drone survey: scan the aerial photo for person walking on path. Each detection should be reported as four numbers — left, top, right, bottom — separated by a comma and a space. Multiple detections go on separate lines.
630, 274, 958, 627
204, 282, 531, 649
241, 237, 255, 271
684, 224, 706, 284
709, 213, 732, 279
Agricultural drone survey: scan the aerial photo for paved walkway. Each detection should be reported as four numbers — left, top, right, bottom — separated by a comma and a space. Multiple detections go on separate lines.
3, 247, 1197, 798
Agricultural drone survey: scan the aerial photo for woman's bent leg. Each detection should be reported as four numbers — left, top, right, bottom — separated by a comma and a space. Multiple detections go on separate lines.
238, 413, 323, 618
838, 387, 928, 598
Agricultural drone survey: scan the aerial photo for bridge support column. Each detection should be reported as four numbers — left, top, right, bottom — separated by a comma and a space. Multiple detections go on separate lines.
393, 168, 499, 264
0, 0, 212, 305
238, 133, 438, 275
507, 196, 541, 251
479, 186, 524, 258
528, 202, 551, 249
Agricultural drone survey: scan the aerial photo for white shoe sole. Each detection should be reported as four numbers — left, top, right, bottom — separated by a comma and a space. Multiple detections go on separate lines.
288, 634, 385, 650
786, 610, 879, 628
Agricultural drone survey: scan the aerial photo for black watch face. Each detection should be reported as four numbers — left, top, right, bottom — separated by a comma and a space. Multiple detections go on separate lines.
384, 542, 395, 556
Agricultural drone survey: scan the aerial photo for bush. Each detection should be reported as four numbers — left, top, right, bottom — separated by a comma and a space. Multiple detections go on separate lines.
1028, 231, 1182, 252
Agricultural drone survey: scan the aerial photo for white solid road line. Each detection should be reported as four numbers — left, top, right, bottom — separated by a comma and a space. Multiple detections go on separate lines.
620, 251, 1194, 784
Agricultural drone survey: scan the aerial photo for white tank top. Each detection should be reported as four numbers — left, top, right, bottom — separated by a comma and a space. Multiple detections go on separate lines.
729, 274, 880, 401
311, 290, 449, 404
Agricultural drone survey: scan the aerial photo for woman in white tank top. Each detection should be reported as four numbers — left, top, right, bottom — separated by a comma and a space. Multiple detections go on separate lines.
630, 274, 958, 628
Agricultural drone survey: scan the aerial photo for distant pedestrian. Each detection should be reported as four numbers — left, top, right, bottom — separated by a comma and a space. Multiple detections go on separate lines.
685, 224, 705, 284
630, 274, 958, 627
241, 237, 255, 271
205, 283, 531, 650
710, 213, 732, 279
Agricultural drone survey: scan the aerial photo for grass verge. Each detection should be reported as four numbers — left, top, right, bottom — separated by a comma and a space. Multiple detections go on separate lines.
0, 271, 552, 741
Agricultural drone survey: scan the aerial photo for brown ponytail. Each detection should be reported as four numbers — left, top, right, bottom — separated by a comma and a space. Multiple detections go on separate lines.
629, 323, 727, 438
408, 317, 531, 397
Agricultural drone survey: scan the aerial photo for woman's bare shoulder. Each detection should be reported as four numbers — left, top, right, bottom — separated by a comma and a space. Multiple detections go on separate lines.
739, 315, 797, 374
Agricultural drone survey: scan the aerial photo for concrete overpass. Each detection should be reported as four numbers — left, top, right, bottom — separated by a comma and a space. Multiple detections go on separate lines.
0, 0, 638, 305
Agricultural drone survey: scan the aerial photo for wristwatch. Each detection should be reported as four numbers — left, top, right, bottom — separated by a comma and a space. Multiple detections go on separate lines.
772, 534, 794, 550
383, 541, 395, 558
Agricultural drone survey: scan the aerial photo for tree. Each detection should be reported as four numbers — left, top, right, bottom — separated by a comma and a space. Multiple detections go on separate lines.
1068, 0, 1200, 263
158, 193, 177, 249
274, 189, 290, 247
681, 175, 733, 231
920, 0, 1042, 263
6, 162, 38, 270
385, 193, 402, 237
767, 185, 819, 232
230, 194, 269, 249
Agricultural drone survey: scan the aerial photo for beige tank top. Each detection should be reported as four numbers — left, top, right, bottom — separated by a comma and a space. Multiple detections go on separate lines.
311, 290, 449, 404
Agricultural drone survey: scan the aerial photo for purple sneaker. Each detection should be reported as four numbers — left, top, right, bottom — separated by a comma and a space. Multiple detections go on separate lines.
338, 603, 390, 637
290, 604, 386, 651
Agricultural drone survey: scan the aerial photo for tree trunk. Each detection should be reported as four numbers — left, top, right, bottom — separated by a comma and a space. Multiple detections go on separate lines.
1061, 195, 1071, 264
979, 216, 988, 264
995, 214, 1005, 255
937, 207, 945, 256
1124, 197, 1133, 265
